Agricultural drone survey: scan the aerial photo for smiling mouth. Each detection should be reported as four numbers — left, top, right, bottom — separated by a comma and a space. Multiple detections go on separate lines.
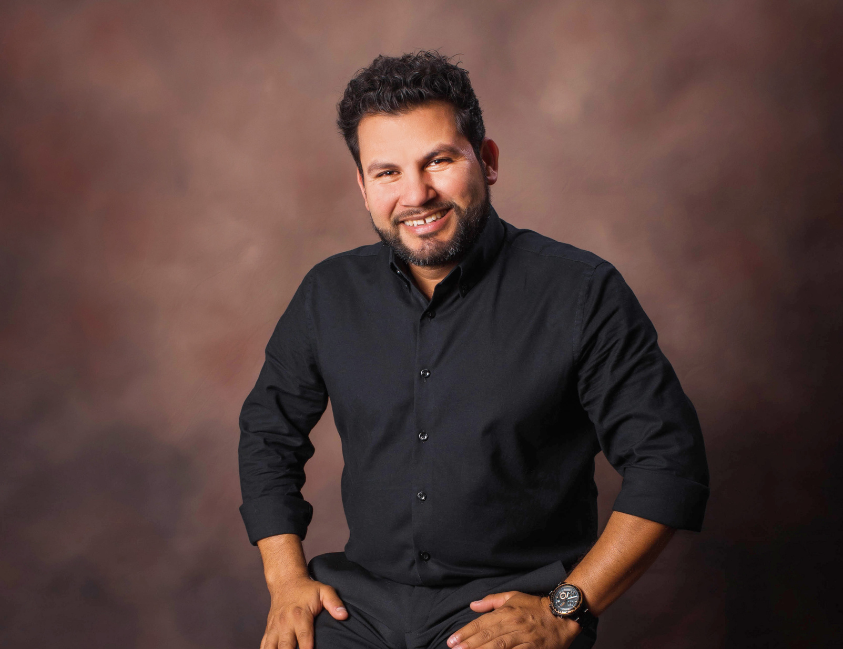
401, 208, 449, 228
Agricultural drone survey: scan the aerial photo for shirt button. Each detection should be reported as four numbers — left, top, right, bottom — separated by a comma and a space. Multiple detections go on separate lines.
427, 310, 435, 319
420, 551, 431, 561
418, 430, 428, 441
417, 491, 427, 501
420, 368, 431, 379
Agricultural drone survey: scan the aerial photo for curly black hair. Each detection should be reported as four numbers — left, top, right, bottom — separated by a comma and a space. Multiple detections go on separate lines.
337, 50, 485, 173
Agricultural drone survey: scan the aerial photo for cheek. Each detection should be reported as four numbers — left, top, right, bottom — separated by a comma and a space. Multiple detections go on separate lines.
434, 171, 477, 203
369, 186, 400, 216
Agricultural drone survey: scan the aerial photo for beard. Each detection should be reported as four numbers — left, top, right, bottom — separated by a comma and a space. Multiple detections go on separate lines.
369, 178, 492, 268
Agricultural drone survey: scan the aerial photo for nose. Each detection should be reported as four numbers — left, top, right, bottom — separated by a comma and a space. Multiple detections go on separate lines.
399, 169, 437, 208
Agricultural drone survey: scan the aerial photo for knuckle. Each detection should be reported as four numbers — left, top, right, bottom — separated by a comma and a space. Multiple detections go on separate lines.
481, 627, 494, 642
494, 638, 508, 649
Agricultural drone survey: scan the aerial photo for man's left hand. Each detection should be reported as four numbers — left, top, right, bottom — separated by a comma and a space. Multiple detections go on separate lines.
446, 591, 581, 649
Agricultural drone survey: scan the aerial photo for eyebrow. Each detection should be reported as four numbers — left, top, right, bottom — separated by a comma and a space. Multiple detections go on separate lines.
365, 144, 465, 176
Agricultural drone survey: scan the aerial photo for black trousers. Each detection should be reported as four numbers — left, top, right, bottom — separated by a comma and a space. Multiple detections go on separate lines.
308, 552, 598, 649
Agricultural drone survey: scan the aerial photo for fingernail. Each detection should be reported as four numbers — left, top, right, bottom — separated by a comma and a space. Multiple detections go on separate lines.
336, 606, 346, 613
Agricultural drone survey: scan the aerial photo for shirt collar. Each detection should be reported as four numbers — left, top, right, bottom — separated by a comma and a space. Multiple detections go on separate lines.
387, 204, 506, 298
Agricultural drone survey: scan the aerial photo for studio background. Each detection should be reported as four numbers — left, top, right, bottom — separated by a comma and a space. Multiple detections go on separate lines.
2, 1, 841, 647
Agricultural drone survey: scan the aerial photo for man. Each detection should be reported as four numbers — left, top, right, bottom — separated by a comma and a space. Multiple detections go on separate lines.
238, 51, 709, 649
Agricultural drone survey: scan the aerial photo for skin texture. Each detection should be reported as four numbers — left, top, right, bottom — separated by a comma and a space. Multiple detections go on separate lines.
447, 511, 675, 649
256, 533, 346, 649
356, 100, 499, 300
256, 103, 677, 648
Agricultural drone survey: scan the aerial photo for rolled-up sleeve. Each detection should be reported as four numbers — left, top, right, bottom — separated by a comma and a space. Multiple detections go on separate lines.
238, 269, 329, 545
575, 261, 710, 531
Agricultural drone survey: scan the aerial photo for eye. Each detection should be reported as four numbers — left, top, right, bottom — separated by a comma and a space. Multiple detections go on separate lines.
429, 157, 452, 167
376, 170, 397, 178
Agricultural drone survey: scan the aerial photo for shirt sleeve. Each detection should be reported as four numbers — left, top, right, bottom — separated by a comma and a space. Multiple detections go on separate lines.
238, 269, 329, 545
574, 261, 710, 531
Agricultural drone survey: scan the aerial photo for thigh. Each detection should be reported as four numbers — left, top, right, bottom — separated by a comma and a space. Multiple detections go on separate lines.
412, 558, 598, 649
417, 610, 597, 649
308, 553, 406, 649
312, 601, 402, 649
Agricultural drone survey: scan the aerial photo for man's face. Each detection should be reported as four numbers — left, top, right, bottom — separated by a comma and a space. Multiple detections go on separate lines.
355, 101, 498, 268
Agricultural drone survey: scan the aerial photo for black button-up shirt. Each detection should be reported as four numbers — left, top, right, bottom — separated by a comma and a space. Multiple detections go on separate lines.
238, 206, 709, 587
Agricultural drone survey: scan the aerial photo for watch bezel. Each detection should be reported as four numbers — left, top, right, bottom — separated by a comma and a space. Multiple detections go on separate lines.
547, 581, 584, 618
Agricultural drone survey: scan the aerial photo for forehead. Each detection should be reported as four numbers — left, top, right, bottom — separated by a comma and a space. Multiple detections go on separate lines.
356, 101, 469, 163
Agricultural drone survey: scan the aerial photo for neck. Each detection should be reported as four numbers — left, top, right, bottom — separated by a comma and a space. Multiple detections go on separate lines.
408, 261, 458, 301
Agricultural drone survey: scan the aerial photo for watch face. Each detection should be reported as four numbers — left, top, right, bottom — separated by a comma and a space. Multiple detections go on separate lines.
551, 584, 581, 615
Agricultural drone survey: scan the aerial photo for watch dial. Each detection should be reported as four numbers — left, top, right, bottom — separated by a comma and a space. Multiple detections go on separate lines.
552, 584, 580, 615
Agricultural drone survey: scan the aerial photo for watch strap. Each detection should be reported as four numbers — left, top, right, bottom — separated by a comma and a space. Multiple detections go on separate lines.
571, 606, 598, 633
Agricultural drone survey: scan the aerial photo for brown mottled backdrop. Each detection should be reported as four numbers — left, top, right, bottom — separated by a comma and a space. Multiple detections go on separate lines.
1, 1, 841, 647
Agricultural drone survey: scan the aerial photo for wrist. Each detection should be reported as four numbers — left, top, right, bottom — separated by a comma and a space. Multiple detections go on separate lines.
540, 596, 582, 638
545, 581, 598, 635
257, 534, 310, 590
265, 565, 312, 593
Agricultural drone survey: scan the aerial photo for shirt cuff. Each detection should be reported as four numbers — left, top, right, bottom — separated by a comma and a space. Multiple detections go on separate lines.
239, 494, 313, 545
611, 467, 710, 532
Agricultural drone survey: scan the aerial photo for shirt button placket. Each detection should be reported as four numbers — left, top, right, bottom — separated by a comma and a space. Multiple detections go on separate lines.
414, 306, 437, 575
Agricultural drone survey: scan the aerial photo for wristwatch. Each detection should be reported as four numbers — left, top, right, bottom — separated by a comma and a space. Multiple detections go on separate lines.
546, 581, 598, 633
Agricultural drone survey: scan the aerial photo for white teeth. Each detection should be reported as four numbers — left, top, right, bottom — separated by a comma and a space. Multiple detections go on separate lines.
405, 210, 446, 227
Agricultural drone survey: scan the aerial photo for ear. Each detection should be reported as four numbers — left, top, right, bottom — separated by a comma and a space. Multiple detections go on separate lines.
478, 137, 499, 186
356, 168, 370, 211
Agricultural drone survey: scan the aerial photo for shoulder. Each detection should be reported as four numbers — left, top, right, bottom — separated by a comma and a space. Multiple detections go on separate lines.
502, 219, 609, 272
294, 241, 386, 303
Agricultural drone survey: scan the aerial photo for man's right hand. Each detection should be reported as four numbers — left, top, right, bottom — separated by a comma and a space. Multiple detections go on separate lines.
260, 573, 348, 649
256, 534, 348, 649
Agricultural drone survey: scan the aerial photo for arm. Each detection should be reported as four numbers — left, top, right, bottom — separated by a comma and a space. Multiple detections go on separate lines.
238, 271, 328, 545
554, 511, 675, 617
448, 511, 674, 649
449, 262, 709, 648
238, 271, 346, 648
257, 533, 348, 649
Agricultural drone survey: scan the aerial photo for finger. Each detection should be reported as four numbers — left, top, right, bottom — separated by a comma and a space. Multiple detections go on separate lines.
293, 612, 316, 649
276, 627, 298, 649
458, 627, 520, 649
448, 612, 501, 648
320, 585, 348, 620
469, 591, 518, 611
261, 629, 281, 649
468, 600, 496, 612
474, 629, 526, 649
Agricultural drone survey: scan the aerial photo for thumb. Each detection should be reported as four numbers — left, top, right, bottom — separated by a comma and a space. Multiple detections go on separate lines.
469, 591, 517, 612
320, 585, 348, 620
